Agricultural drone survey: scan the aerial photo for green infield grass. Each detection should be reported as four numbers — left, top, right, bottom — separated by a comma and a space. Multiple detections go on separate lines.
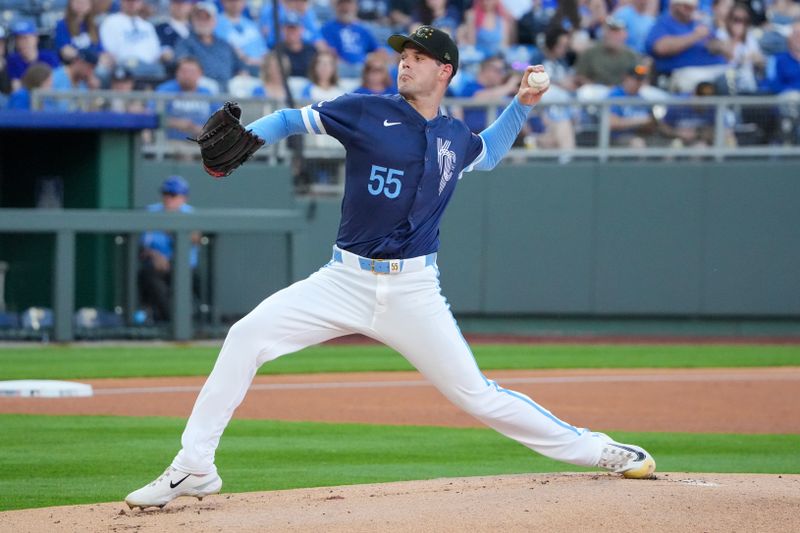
1, 414, 798, 511
1, 343, 799, 380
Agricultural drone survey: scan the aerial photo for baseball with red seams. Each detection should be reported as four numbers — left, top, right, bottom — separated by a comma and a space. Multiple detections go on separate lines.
527, 70, 550, 92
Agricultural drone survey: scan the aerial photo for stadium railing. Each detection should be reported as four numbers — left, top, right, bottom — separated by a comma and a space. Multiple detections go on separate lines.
30, 89, 800, 168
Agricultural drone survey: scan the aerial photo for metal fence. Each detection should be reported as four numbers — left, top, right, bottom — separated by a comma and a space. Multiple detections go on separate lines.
31, 88, 800, 176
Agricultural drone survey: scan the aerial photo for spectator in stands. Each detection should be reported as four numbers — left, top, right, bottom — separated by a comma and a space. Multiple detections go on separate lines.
138, 175, 200, 324
260, 0, 324, 50
156, 0, 194, 77
645, 0, 728, 93
7, 20, 60, 92
252, 51, 290, 103
766, 0, 800, 28
388, 0, 416, 30
541, 26, 578, 92
358, 0, 391, 25
459, 0, 516, 58
714, 2, 764, 94
175, 2, 245, 93
357, 0, 394, 42
7, 62, 53, 110
768, 19, 800, 93
410, 0, 461, 38
527, 23, 579, 158
611, 0, 657, 54
51, 48, 101, 92
273, 12, 318, 78
660, 80, 736, 148
99, 0, 165, 82
575, 17, 641, 87
353, 51, 395, 94
55, 0, 108, 67
216, 0, 268, 76
608, 64, 658, 147
155, 56, 214, 142
458, 55, 522, 132
546, 0, 604, 53
321, 0, 380, 78
103, 66, 148, 113
300, 49, 345, 100
0, 26, 11, 98
517, 0, 557, 47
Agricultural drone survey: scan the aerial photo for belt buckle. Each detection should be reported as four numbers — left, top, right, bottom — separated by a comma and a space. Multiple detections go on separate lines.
370, 259, 386, 275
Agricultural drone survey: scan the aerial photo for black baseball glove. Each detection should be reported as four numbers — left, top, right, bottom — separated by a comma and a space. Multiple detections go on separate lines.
191, 101, 265, 178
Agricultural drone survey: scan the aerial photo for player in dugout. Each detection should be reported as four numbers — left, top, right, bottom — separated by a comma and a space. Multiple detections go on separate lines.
125, 25, 656, 510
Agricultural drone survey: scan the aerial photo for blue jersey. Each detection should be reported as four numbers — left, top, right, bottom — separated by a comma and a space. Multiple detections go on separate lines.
248, 93, 533, 260
645, 13, 726, 73
140, 203, 199, 268
304, 94, 484, 258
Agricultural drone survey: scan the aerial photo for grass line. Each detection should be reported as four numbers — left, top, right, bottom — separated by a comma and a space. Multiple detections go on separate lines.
1, 344, 799, 380
1, 414, 798, 511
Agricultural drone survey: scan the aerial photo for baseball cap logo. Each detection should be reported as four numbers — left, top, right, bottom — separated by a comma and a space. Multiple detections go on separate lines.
415, 26, 434, 39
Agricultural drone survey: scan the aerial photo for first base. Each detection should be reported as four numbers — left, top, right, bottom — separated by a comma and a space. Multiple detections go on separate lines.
0, 380, 93, 398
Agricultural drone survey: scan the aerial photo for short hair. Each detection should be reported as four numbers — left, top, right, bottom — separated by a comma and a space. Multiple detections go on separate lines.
21, 62, 52, 90
544, 26, 569, 52
176, 56, 203, 72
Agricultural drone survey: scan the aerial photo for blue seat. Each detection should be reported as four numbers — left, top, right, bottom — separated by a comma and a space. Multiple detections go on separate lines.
0, 311, 19, 328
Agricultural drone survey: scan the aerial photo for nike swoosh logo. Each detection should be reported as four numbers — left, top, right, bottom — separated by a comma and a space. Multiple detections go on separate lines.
383, 120, 401, 127
170, 474, 191, 489
611, 444, 645, 461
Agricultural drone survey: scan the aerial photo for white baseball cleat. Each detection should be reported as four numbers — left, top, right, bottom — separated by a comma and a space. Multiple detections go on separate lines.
125, 466, 222, 509
596, 435, 657, 479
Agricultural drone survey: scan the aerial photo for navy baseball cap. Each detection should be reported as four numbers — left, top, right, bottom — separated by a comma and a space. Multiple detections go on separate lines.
111, 65, 133, 81
160, 175, 190, 195
388, 25, 459, 76
76, 48, 99, 65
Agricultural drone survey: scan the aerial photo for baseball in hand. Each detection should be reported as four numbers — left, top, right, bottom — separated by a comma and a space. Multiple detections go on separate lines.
527, 70, 550, 93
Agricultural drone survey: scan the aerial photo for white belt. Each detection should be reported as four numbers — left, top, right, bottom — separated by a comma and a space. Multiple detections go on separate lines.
332, 246, 436, 275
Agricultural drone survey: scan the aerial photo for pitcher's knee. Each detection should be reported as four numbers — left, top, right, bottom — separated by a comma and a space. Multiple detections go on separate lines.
220, 317, 269, 360
447, 384, 500, 418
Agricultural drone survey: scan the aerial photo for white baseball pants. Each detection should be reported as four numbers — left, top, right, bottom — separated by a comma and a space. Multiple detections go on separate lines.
172, 248, 605, 474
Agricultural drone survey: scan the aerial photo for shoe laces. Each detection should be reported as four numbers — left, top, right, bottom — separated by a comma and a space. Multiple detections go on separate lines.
150, 467, 175, 486
598, 444, 638, 471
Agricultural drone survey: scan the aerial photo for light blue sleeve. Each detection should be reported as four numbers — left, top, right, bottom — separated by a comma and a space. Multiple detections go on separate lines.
245, 108, 309, 145
472, 96, 533, 171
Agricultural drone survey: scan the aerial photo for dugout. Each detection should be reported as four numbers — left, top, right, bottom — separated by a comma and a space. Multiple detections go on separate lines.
0, 111, 156, 317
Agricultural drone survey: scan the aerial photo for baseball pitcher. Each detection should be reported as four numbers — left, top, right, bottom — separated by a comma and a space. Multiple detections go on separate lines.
126, 25, 655, 510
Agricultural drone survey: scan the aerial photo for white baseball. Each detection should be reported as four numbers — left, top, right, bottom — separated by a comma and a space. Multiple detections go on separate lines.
527, 70, 550, 92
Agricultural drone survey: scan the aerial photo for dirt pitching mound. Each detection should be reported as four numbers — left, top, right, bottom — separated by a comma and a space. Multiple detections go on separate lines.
3, 473, 797, 533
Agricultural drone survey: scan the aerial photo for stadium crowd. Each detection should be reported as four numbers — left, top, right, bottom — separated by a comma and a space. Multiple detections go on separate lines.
1, 0, 800, 150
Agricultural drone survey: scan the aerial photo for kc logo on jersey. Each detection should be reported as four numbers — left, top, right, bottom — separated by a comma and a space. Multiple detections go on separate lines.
437, 138, 456, 195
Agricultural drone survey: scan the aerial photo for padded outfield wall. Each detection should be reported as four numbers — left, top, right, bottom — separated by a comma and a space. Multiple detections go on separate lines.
292, 161, 800, 318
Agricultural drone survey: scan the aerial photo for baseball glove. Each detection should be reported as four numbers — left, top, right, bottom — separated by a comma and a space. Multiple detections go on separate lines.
192, 101, 265, 178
